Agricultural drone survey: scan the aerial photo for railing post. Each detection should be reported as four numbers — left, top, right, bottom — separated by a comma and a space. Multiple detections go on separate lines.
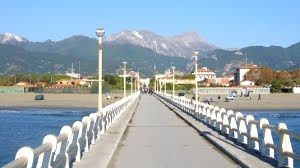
80, 117, 90, 153
37, 134, 57, 168
216, 108, 225, 131
87, 113, 97, 145
227, 110, 238, 139
246, 115, 259, 150
70, 121, 82, 162
53, 126, 73, 168
259, 118, 274, 158
15, 147, 35, 168
210, 106, 219, 128
221, 111, 229, 135
236, 112, 247, 144
278, 123, 293, 168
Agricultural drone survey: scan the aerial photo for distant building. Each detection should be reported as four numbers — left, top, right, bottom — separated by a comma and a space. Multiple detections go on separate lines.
195, 67, 216, 82
15, 82, 34, 88
35, 82, 47, 87
214, 75, 234, 86
55, 79, 88, 87
234, 64, 259, 84
240, 80, 255, 86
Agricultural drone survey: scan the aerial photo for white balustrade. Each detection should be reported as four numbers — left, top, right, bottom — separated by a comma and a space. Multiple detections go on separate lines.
4, 92, 140, 168
155, 92, 300, 168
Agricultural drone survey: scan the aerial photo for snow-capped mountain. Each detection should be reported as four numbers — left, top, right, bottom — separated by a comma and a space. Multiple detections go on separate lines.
0, 33, 28, 44
106, 30, 216, 57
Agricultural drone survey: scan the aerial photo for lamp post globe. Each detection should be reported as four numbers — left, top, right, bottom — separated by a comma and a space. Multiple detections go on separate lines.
96, 28, 105, 37
193, 50, 199, 56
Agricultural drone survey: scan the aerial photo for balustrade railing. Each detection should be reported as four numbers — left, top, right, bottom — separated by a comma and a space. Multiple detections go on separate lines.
155, 92, 300, 168
4, 92, 140, 168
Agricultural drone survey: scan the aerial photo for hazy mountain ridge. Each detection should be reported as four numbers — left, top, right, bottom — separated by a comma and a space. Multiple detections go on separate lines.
0, 32, 299, 76
202, 43, 300, 75
106, 30, 216, 57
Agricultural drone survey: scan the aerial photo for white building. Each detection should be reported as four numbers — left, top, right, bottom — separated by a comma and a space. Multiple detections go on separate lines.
195, 67, 216, 82
293, 87, 300, 93
240, 80, 255, 86
234, 64, 259, 84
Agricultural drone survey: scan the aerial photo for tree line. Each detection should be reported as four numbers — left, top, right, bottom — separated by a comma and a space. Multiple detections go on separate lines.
245, 67, 300, 92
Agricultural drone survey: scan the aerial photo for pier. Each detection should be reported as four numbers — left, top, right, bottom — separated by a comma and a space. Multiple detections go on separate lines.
4, 91, 300, 168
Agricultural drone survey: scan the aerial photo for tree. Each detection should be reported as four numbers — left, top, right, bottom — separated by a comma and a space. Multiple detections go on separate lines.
271, 79, 282, 93
245, 69, 260, 82
259, 66, 275, 85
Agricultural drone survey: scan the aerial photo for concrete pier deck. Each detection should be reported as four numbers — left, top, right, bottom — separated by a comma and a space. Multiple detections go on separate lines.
109, 95, 239, 168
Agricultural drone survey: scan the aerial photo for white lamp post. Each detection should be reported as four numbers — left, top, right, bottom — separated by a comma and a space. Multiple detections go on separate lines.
193, 50, 199, 102
96, 28, 105, 111
122, 62, 127, 98
171, 66, 175, 97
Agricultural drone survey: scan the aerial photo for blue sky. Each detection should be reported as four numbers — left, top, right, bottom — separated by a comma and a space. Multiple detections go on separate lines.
1, 0, 299, 48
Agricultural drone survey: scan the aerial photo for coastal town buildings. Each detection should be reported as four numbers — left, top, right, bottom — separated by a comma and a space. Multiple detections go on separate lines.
195, 67, 216, 82
234, 64, 259, 85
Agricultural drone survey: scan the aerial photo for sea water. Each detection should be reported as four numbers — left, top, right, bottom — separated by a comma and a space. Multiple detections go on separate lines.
1, 109, 300, 166
244, 110, 300, 166
0, 108, 95, 166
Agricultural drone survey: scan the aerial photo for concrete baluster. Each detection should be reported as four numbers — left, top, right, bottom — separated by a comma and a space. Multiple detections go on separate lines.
14, 147, 35, 168
107, 109, 112, 128
202, 104, 208, 123
278, 123, 293, 168
68, 121, 82, 162
194, 102, 200, 119
98, 111, 105, 135
227, 110, 238, 139
87, 113, 97, 145
93, 112, 101, 140
259, 118, 275, 158
210, 106, 219, 128
36, 134, 57, 168
80, 116, 90, 153
103, 110, 108, 131
221, 111, 229, 135
199, 103, 205, 121
246, 115, 259, 150
195, 103, 201, 120
216, 108, 226, 131
206, 105, 214, 125
236, 112, 247, 144
52, 126, 73, 168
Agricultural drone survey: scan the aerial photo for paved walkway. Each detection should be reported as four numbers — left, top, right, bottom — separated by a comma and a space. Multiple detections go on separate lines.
109, 95, 239, 168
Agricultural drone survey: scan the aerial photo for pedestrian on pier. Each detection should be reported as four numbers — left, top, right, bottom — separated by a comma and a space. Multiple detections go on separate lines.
258, 94, 261, 101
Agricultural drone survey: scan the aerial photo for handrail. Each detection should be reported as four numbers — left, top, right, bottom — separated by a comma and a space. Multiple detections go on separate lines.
4, 91, 140, 168
33, 142, 52, 156
155, 92, 300, 168
3, 157, 27, 168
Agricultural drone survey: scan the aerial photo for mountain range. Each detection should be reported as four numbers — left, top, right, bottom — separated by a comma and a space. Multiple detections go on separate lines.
0, 31, 299, 76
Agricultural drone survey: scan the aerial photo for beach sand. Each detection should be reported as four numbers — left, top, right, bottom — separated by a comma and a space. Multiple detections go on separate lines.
191, 93, 300, 111
0, 93, 300, 111
0, 93, 124, 109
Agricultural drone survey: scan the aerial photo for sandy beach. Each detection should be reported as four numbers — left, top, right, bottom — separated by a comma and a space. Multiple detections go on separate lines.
0, 93, 300, 111
197, 93, 300, 111
0, 93, 124, 109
